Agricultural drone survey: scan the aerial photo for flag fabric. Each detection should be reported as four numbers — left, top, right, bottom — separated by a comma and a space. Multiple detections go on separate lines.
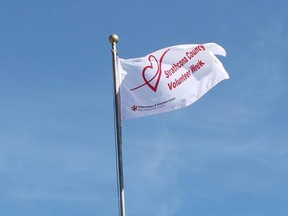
118, 43, 229, 120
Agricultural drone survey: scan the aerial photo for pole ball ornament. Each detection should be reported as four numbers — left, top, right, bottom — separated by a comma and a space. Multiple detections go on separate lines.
109, 34, 119, 44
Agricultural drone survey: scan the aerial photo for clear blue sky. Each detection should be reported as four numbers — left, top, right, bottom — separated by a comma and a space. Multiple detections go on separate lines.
1, 1, 288, 215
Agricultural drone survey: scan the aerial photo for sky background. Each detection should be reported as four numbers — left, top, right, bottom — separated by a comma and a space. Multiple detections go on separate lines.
1, 0, 288, 216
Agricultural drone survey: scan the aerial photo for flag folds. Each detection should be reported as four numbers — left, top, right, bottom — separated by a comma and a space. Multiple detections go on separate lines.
119, 43, 229, 120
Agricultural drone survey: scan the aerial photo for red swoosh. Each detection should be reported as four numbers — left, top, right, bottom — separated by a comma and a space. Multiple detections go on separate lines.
130, 48, 170, 92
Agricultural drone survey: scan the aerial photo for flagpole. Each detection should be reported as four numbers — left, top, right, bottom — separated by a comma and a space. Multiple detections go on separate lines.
109, 34, 126, 216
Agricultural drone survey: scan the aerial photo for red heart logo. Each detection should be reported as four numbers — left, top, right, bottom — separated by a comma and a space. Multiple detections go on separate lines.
142, 55, 160, 92
130, 49, 170, 92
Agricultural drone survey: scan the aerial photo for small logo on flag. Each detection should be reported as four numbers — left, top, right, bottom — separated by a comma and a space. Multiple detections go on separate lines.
131, 105, 138, 111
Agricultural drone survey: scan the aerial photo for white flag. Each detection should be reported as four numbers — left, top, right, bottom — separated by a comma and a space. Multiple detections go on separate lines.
119, 43, 229, 120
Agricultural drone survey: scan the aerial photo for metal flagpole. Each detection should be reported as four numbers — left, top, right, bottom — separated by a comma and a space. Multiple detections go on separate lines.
109, 34, 126, 216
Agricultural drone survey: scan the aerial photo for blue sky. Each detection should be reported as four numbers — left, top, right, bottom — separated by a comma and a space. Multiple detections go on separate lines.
1, 0, 288, 215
